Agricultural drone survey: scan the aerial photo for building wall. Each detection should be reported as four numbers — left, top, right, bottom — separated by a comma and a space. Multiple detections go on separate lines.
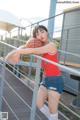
60, 9, 80, 64
60, 7, 80, 94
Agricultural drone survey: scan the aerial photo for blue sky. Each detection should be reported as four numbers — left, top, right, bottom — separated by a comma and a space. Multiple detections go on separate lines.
0, 0, 50, 19
0, 0, 79, 20
0, 0, 80, 35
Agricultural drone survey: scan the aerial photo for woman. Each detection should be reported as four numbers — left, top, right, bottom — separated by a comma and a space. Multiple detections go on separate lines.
7, 25, 64, 120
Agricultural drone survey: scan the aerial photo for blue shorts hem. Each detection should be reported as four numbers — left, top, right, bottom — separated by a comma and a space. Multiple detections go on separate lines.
40, 76, 64, 94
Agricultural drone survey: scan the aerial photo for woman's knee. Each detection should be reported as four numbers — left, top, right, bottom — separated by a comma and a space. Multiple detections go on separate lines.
48, 90, 61, 113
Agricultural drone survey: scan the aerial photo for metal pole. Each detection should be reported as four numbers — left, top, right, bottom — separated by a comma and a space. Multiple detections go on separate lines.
48, 0, 57, 38
0, 63, 5, 111
30, 58, 41, 120
17, 27, 20, 39
0, 42, 6, 111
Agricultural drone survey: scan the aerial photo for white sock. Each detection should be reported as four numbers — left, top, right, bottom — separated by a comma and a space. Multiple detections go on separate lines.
40, 104, 50, 119
49, 112, 58, 120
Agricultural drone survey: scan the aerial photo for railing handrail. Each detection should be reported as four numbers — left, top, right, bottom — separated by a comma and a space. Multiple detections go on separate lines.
0, 40, 80, 76
58, 49, 80, 58
33, 54, 80, 76
0, 40, 80, 59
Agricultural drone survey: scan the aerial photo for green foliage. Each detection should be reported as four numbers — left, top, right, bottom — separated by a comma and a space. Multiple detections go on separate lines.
53, 38, 61, 49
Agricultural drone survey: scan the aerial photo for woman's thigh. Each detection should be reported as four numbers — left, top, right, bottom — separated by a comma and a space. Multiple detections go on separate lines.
48, 90, 61, 113
36, 85, 48, 108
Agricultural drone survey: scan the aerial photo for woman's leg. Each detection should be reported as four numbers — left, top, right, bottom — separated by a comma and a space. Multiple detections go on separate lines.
36, 85, 48, 108
48, 90, 61, 120
36, 85, 49, 118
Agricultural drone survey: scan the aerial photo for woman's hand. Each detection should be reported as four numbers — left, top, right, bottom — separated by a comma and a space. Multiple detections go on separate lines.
5, 50, 20, 65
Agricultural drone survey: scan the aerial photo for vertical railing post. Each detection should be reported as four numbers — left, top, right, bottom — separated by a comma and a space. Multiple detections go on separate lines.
0, 63, 5, 112
0, 67, 2, 111
0, 43, 6, 112
30, 58, 41, 120
28, 56, 33, 77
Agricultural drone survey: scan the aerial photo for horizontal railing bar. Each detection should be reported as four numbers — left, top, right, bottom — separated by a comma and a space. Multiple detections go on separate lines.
25, 12, 63, 28
60, 101, 80, 119
0, 41, 80, 76
58, 49, 80, 58
33, 55, 80, 76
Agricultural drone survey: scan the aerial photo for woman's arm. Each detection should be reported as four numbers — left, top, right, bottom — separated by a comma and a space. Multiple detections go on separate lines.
5, 50, 20, 65
16, 42, 57, 55
17, 44, 27, 49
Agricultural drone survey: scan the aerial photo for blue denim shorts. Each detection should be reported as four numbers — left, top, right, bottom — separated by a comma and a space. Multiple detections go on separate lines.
40, 76, 64, 94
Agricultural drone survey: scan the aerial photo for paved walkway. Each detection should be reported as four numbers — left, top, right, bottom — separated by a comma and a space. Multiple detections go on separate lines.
0, 66, 48, 120
0, 65, 67, 120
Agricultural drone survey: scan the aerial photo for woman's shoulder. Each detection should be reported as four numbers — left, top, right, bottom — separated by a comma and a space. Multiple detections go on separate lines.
44, 42, 57, 54
48, 42, 57, 49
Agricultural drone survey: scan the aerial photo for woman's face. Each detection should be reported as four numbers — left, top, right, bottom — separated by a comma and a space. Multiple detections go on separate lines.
36, 29, 48, 43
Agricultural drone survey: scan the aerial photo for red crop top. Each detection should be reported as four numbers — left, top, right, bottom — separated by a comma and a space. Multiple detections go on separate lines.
41, 51, 61, 76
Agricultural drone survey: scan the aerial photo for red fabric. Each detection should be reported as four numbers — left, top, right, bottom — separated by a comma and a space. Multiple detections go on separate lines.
41, 51, 61, 76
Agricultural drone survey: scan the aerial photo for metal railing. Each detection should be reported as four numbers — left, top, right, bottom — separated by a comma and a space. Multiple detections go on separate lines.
0, 41, 80, 120
0, 11, 80, 120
